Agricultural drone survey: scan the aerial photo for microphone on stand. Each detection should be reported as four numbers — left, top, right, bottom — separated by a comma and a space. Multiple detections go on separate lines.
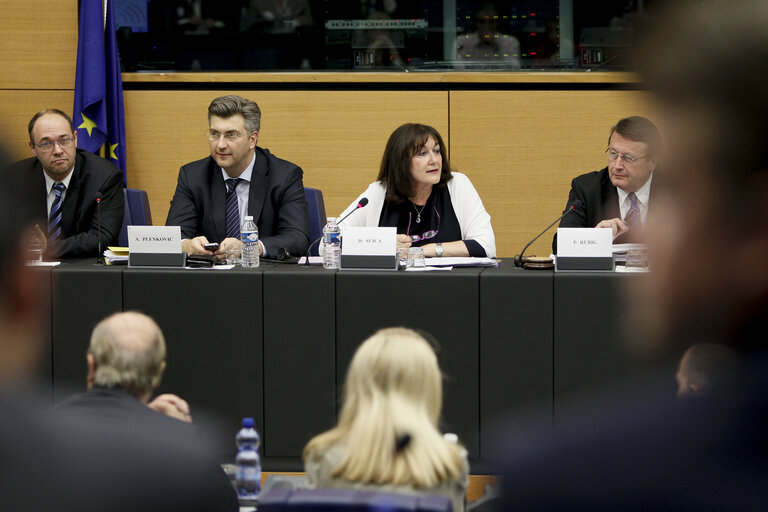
95, 192, 104, 265
304, 197, 369, 266
513, 199, 583, 268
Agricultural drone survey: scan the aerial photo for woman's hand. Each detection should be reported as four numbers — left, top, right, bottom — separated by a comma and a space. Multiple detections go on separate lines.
396, 234, 413, 251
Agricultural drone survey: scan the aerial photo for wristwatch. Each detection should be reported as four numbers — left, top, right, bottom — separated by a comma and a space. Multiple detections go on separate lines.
435, 243, 443, 257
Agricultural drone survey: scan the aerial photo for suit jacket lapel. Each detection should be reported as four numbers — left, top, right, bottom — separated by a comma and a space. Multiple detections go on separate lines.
60, 154, 84, 235
30, 166, 48, 222
601, 168, 621, 221
247, 149, 269, 224
209, 158, 227, 242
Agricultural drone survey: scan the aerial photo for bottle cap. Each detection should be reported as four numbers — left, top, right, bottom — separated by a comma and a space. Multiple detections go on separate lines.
443, 433, 459, 443
244, 215, 254, 221
242, 417, 255, 428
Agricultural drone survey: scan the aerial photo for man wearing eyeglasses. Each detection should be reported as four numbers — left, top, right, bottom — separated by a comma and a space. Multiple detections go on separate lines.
552, 116, 660, 252
8, 109, 124, 259
166, 95, 310, 259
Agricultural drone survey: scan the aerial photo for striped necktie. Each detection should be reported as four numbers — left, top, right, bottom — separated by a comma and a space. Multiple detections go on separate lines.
225, 178, 243, 239
48, 182, 66, 240
624, 192, 642, 229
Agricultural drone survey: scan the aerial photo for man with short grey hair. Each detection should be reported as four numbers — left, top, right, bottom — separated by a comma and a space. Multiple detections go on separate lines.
57, 311, 237, 510
166, 94, 310, 259
83, 311, 190, 420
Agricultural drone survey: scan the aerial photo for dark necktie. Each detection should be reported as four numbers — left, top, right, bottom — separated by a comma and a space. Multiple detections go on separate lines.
225, 178, 243, 239
624, 192, 642, 229
48, 182, 66, 240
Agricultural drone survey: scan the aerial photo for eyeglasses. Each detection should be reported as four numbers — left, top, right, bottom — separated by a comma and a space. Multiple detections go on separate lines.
207, 130, 245, 142
606, 148, 647, 164
34, 136, 73, 152
407, 207, 440, 242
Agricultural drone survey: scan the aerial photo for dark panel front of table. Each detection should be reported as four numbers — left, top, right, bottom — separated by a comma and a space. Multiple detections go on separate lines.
479, 267, 553, 458
51, 262, 123, 402
263, 266, 336, 458
122, 267, 265, 458
553, 272, 646, 422
336, 268, 482, 454
31, 266, 54, 397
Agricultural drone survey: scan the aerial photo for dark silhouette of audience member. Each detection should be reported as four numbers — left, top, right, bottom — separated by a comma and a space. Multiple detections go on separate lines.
56, 311, 238, 509
676, 343, 741, 399
498, 1, 768, 509
0, 147, 238, 511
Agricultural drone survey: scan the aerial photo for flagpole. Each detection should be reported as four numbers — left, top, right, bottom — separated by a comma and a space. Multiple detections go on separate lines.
103, 0, 107, 159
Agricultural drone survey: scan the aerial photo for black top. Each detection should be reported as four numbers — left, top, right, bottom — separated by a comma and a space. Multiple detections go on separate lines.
378, 186, 485, 257
55, 386, 238, 511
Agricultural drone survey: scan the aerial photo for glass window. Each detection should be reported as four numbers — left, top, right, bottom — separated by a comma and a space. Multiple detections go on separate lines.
114, 1, 656, 71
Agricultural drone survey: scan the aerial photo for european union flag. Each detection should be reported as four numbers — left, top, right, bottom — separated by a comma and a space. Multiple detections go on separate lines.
73, 0, 127, 185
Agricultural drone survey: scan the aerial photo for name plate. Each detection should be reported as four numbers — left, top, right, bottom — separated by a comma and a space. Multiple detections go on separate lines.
128, 226, 185, 267
556, 227, 614, 271
341, 227, 397, 270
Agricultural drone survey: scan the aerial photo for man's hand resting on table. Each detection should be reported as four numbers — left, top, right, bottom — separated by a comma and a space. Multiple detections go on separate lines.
148, 393, 192, 423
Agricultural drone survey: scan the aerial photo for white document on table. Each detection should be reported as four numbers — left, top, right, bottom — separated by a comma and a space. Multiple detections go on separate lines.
424, 257, 498, 267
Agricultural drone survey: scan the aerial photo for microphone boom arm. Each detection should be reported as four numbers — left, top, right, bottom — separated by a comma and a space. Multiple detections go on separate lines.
518, 213, 567, 262
514, 201, 580, 267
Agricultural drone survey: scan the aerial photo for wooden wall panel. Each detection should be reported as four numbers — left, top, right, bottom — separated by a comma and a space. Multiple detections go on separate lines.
124, 90, 448, 225
449, 91, 656, 257
0, 91, 76, 161
0, 0, 77, 89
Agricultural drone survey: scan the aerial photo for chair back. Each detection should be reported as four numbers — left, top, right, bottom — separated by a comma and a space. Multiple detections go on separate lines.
304, 187, 327, 256
118, 188, 153, 246
259, 488, 453, 512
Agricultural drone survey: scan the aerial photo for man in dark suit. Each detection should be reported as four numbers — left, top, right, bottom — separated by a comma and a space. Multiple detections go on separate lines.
166, 94, 309, 259
9, 109, 124, 259
552, 116, 660, 252
56, 311, 238, 511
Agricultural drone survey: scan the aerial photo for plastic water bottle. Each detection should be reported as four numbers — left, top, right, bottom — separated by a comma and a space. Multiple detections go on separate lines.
235, 417, 261, 503
322, 217, 341, 269
241, 215, 260, 268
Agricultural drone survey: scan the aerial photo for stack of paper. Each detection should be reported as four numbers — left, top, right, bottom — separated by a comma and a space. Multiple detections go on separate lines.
297, 256, 323, 265
104, 246, 129, 265
424, 257, 499, 268
612, 243, 646, 264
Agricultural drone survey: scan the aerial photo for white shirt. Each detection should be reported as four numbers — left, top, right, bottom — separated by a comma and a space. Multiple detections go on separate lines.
617, 173, 653, 223
219, 153, 267, 256
44, 167, 75, 216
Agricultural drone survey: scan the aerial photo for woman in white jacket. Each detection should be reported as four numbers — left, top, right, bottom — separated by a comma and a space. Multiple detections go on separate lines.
339, 123, 496, 258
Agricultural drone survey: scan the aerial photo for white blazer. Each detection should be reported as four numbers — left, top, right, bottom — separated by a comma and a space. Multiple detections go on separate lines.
338, 172, 496, 258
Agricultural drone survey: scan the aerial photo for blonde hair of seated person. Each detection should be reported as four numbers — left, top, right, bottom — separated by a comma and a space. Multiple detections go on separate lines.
303, 327, 464, 488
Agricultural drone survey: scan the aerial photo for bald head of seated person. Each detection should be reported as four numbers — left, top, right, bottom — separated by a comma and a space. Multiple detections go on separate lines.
676, 343, 742, 400
553, 116, 661, 252
166, 95, 310, 260
63, 311, 192, 421
56, 311, 238, 510
7, 109, 124, 259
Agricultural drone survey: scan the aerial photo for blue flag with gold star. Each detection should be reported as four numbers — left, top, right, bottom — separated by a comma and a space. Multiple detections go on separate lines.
73, 0, 127, 185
